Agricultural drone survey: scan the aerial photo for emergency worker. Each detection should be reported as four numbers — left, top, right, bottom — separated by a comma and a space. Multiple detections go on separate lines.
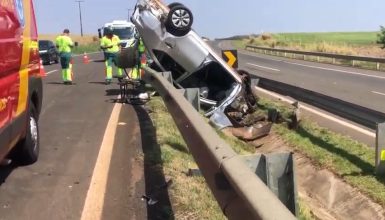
56, 29, 74, 84
100, 27, 123, 84
130, 37, 146, 79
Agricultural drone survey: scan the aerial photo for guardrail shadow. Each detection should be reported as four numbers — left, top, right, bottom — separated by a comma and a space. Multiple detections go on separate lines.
134, 105, 174, 219
296, 126, 377, 178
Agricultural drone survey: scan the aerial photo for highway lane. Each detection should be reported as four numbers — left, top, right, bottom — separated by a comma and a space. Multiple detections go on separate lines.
0, 54, 147, 220
219, 41, 385, 114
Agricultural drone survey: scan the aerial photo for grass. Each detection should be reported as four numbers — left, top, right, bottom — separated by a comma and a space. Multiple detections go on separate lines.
238, 31, 385, 58
147, 96, 314, 219
235, 31, 385, 71
274, 32, 378, 46
258, 97, 385, 206
147, 97, 226, 219
72, 42, 100, 54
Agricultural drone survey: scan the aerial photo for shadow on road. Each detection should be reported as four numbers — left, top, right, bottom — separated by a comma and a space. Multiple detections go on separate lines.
92, 59, 105, 63
134, 105, 174, 219
88, 81, 107, 85
45, 82, 77, 86
45, 82, 66, 85
105, 88, 121, 97
0, 163, 18, 186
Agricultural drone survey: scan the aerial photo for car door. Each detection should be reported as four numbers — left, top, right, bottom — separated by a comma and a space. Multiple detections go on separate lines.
47, 41, 53, 60
0, 1, 23, 156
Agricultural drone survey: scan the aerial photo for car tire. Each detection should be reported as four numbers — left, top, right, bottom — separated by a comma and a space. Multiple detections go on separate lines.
13, 101, 40, 165
54, 56, 59, 64
168, 2, 184, 9
165, 5, 193, 37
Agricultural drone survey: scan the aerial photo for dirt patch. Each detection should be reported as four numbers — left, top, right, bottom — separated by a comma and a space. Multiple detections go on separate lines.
247, 132, 385, 220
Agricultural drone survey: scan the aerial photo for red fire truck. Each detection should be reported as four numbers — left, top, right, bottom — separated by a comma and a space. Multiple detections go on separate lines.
0, 0, 43, 165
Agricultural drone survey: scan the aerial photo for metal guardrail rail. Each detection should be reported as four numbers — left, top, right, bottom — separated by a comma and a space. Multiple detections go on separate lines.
245, 45, 385, 70
142, 67, 296, 220
254, 76, 385, 130
253, 76, 385, 175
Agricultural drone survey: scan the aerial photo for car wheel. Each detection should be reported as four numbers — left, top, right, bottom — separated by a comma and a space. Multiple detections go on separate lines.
54, 56, 59, 64
13, 101, 40, 165
165, 5, 193, 36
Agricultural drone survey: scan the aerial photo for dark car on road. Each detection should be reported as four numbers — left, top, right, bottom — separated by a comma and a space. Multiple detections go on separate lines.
39, 40, 59, 65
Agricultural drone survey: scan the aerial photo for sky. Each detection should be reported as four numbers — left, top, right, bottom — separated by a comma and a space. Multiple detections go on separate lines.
33, 0, 385, 38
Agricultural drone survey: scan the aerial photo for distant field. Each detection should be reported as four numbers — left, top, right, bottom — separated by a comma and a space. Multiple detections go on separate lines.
39, 34, 98, 45
39, 34, 100, 54
240, 31, 384, 57
273, 32, 378, 46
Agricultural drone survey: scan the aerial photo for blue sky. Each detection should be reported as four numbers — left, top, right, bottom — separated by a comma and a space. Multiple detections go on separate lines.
34, 0, 385, 38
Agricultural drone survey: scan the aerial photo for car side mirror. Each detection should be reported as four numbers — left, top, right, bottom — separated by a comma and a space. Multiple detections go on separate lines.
98, 29, 102, 39
74, 42, 79, 47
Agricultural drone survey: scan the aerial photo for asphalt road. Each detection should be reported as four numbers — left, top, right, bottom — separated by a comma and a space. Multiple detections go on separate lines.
0, 53, 149, 220
219, 41, 385, 114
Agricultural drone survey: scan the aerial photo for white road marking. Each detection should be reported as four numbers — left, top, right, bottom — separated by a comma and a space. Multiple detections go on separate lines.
46, 70, 58, 75
247, 63, 280, 72
372, 91, 385, 96
254, 86, 376, 138
285, 61, 385, 80
241, 50, 385, 80
81, 100, 122, 220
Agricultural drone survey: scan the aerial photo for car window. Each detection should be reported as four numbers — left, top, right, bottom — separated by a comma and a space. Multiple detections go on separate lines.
152, 50, 186, 80
105, 27, 135, 39
38, 41, 49, 49
179, 61, 238, 102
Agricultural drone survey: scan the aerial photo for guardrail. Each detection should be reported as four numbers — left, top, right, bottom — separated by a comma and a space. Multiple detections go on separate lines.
253, 76, 385, 174
142, 67, 296, 220
245, 45, 385, 70
255, 77, 385, 130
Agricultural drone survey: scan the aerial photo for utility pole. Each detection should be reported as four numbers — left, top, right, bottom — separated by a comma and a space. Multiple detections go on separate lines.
76, 0, 84, 36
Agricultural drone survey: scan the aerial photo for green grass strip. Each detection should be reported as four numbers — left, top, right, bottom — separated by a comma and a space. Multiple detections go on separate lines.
259, 97, 385, 206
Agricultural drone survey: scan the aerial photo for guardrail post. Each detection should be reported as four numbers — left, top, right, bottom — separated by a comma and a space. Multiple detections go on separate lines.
352, 60, 356, 67
317, 56, 320, 62
332, 58, 336, 64
183, 88, 200, 112
376, 122, 385, 175
160, 71, 173, 83
284, 52, 287, 57
377, 62, 380, 70
242, 153, 298, 216
303, 55, 306, 61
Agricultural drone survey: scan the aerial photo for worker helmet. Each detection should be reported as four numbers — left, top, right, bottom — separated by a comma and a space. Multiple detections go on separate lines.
104, 27, 114, 35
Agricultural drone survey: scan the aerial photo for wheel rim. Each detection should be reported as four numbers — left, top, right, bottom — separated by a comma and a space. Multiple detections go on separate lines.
30, 116, 38, 152
171, 9, 191, 28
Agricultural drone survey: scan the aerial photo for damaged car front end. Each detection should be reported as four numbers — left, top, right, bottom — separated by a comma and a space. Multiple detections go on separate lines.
131, 0, 271, 138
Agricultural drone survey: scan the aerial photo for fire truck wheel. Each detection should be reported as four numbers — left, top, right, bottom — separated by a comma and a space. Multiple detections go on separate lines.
15, 101, 40, 165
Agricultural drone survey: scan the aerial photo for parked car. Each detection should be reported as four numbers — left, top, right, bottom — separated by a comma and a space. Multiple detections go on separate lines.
39, 40, 59, 65
131, 0, 256, 128
0, 0, 43, 165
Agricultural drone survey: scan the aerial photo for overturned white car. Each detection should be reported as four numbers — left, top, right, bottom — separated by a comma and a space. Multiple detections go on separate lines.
131, 0, 265, 132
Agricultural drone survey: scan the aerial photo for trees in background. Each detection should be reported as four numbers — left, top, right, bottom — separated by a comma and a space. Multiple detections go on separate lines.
377, 26, 385, 49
